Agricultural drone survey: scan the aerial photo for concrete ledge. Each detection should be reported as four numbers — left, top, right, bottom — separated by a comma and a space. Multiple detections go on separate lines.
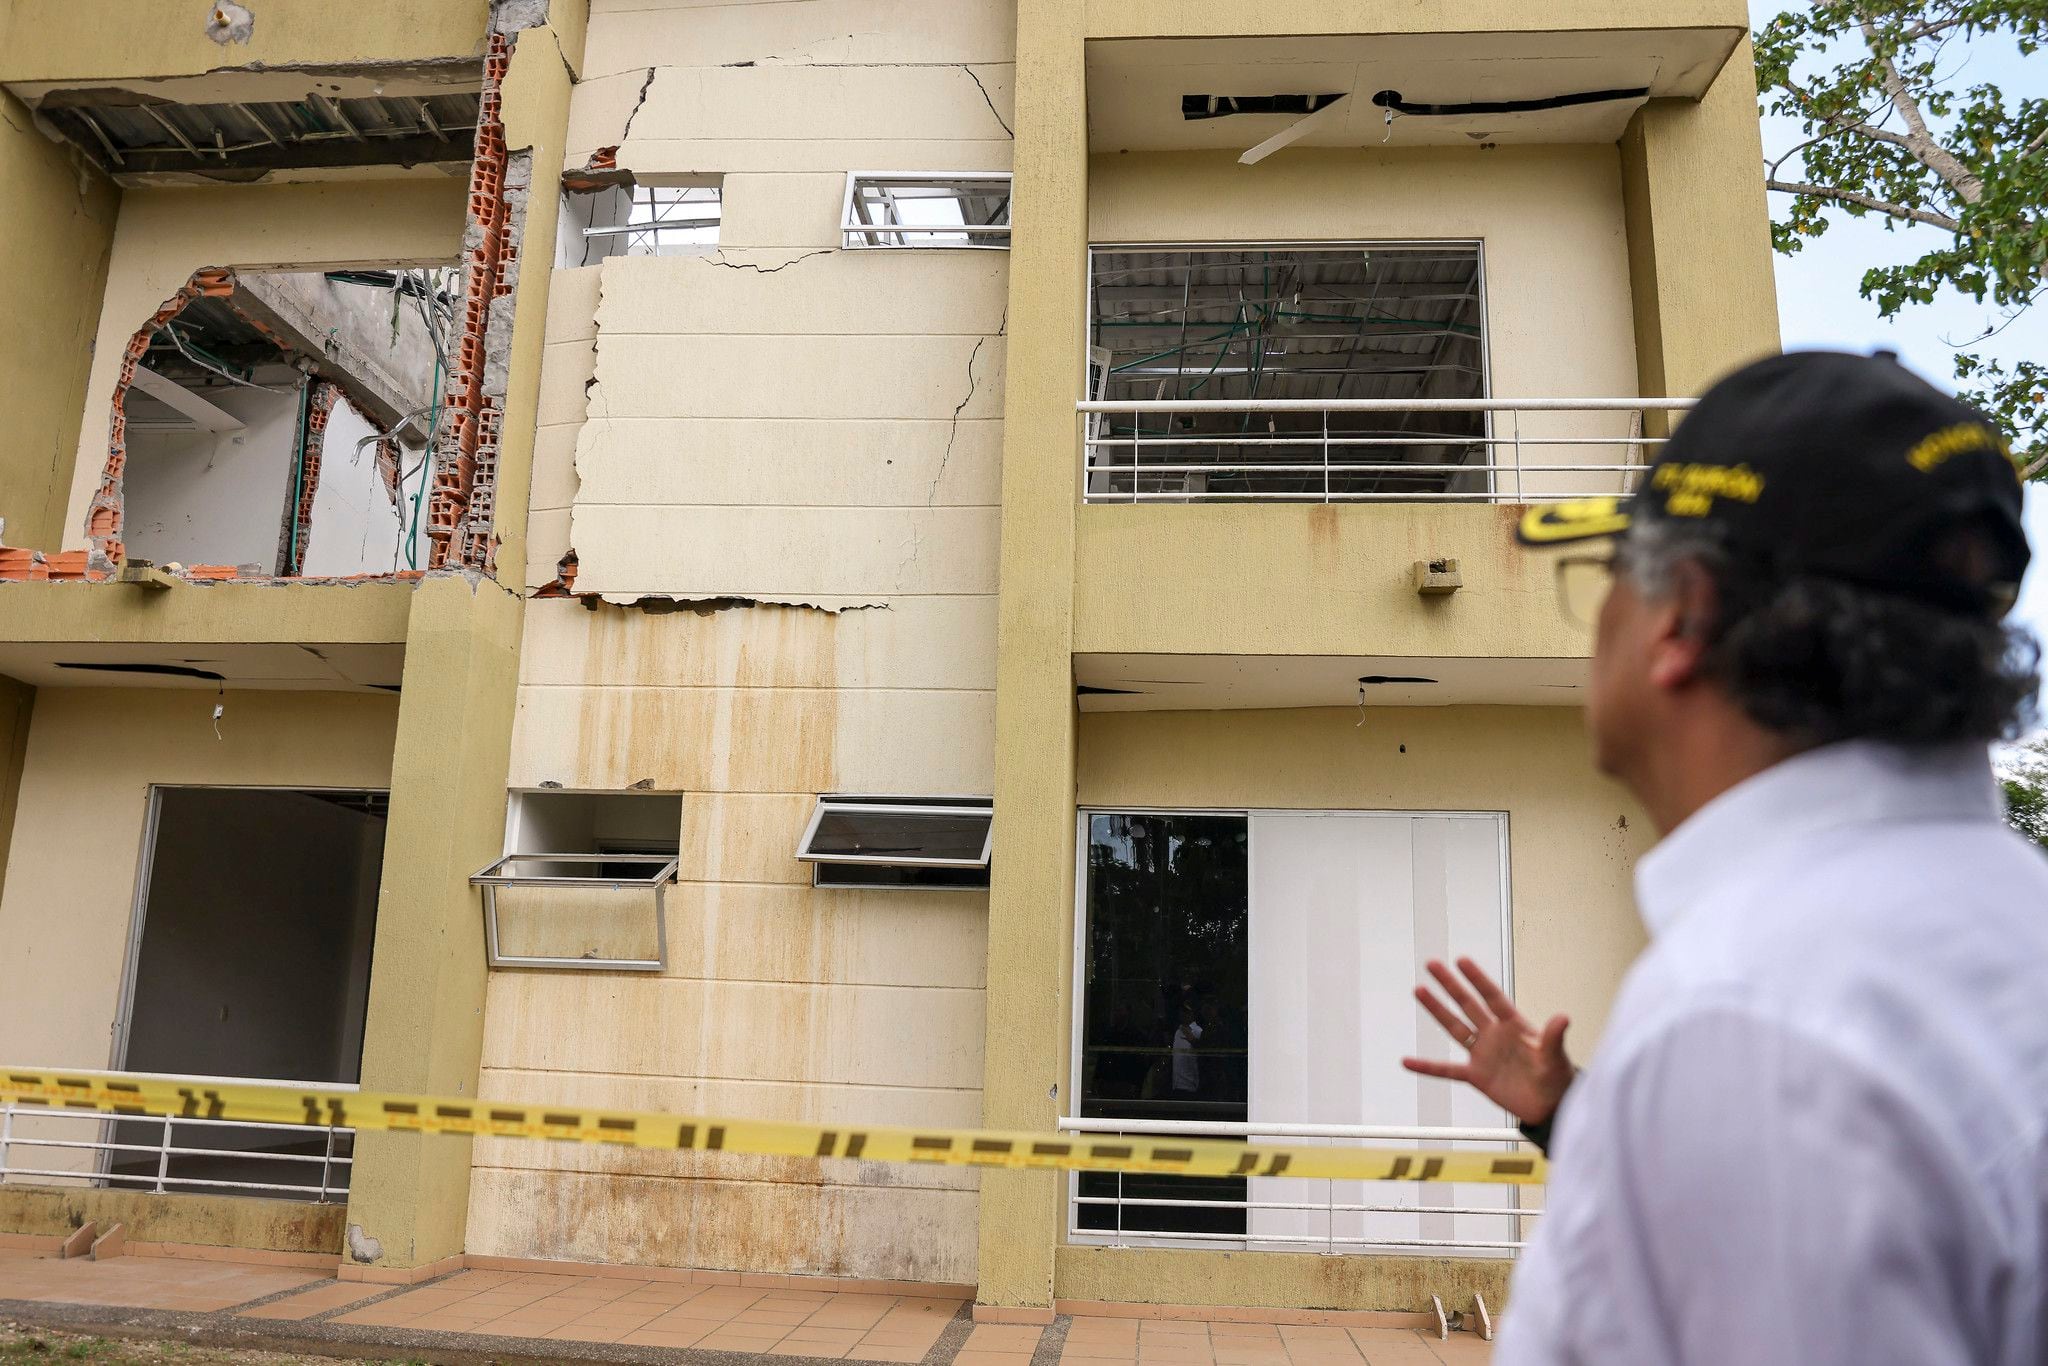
1051, 1299, 1432, 1328
338, 1253, 465, 1285
1053, 1245, 1510, 1315
0, 577, 418, 648
0, 1185, 344, 1257
973, 1305, 1056, 1324
1074, 503, 1589, 662
463, 1253, 974, 1298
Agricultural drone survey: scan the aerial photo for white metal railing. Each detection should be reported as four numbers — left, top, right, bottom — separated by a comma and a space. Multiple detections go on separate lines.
0, 1072, 357, 1203
1059, 1116, 1543, 1257
1077, 397, 1694, 504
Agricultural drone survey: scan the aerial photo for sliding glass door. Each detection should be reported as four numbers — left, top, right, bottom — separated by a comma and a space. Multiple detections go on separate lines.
1074, 809, 1513, 1253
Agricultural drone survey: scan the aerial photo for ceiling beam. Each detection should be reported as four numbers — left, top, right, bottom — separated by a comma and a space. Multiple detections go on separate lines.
127, 365, 246, 432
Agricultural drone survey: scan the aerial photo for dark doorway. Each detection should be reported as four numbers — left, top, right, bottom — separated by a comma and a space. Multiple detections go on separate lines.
109, 787, 387, 1200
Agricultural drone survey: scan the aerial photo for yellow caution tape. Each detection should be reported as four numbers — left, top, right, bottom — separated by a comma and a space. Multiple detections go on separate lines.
0, 1069, 1544, 1186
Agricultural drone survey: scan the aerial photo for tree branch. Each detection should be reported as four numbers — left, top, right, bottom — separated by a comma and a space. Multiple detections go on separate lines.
1782, 74, 1913, 151
1859, 13, 1986, 204
1899, 15, 1967, 43
1766, 177, 1962, 232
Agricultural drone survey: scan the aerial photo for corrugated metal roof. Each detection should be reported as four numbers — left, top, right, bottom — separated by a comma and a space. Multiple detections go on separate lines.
40, 89, 478, 180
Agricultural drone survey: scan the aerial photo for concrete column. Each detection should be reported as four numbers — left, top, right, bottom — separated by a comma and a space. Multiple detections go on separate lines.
978, 0, 1089, 1313
335, 2, 579, 1274
1619, 36, 1782, 410
344, 572, 522, 1272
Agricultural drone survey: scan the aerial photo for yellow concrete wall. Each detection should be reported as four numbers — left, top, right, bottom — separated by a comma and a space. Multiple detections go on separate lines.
346, 573, 526, 1271
1620, 40, 1782, 402
0, 1185, 345, 1255
0, 0, 490, 84
0, 90, 118, 551
57, 179, 467, 552
977, 0, 1088, 1309
1076, 504, 1579, 662
0, 688, 401, 1072
484, 1, 1015, 1281
0, 687, 399, 1186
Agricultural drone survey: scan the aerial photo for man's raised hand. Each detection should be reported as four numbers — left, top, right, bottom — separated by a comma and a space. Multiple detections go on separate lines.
1402, 956, 1574, 1126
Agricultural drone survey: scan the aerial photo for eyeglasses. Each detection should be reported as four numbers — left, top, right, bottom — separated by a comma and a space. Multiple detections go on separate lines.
1554, 551, 1617, 627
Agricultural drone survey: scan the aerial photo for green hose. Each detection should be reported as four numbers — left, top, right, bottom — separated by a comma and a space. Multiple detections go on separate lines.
403, 354, 442, 571
286, 378, 312, 575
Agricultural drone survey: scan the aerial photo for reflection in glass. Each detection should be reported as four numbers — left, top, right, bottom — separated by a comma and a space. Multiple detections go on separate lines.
1078, 813, 1249, 1237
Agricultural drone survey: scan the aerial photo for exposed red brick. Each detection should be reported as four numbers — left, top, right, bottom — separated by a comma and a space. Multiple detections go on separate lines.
374, 436, 402, 509
533, 549, 579, 599
288, 382, 339, 573
42, 550, 91, 582
427, 27, 515, 573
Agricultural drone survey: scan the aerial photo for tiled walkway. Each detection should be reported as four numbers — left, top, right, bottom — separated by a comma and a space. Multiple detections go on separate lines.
0, 1250, 1489, 1365
326, 1269, 963, 1356
1058, 1316, 1488, 1365
0, 1250, 324, 1311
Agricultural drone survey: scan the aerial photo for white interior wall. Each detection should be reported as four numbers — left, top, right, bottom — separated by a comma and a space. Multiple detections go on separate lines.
121, 377, 302, 571
300, 394, 420, 577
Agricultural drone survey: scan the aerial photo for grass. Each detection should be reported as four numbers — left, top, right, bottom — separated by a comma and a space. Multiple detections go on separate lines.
0, 1322, 410, 1365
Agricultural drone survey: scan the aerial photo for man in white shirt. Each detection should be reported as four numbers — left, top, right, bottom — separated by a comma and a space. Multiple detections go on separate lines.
1403, 351, 2048, 1364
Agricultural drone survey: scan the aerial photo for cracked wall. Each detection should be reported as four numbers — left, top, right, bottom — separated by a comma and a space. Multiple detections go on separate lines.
482, 0, 1015, 1286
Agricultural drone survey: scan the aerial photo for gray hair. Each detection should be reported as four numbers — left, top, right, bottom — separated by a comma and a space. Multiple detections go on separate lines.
1606, 515, 2038, 745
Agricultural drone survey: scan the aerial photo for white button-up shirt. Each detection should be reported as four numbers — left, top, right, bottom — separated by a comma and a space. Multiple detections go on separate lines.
1500, 741, 2048, 1365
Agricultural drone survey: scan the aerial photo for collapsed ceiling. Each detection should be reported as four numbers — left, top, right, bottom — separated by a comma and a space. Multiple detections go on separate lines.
24, 80, 479, 182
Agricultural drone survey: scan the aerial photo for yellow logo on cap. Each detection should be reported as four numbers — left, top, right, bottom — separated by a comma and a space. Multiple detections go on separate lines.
1651, 462, 1765, 517
1907, 423, 2007, 474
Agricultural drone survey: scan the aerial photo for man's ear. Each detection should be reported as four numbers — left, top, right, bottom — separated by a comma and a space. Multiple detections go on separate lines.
1646, 558, 1716, 690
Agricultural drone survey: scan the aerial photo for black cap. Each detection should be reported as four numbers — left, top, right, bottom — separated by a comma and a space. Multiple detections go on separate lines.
1518, 351, 2030, 617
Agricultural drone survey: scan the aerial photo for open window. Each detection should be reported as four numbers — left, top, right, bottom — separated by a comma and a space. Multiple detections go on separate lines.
470, 791, 682, 971
842, 174, 1012, 249
560, 180, 723, 266
1084, 243, 1487, 500
796, 796, 994, 890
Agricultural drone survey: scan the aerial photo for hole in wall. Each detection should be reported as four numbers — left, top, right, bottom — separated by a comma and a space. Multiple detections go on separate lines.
95, 264, 458, 577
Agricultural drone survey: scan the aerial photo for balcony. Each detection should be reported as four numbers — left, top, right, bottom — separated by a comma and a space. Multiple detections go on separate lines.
1080, 396, 1687, 505
1067, 393, 1682, 701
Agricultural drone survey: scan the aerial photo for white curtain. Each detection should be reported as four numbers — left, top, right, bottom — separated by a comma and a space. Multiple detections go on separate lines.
1246, 813, 1514, 1252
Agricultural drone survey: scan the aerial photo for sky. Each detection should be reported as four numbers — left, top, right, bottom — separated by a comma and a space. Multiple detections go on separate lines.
1752, 5, 2048, 653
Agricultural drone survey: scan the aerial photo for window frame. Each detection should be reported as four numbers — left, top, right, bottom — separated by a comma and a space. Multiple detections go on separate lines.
796, 796, 995, 869
840, 172, 1014, 250
1065, 805, 1517, 1254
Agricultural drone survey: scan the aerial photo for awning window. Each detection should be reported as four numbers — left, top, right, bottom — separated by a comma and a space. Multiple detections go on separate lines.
796, 797, 994, 868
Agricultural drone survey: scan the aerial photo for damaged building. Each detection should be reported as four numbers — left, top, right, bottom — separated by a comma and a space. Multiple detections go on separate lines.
0, 0, 1780, 1323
